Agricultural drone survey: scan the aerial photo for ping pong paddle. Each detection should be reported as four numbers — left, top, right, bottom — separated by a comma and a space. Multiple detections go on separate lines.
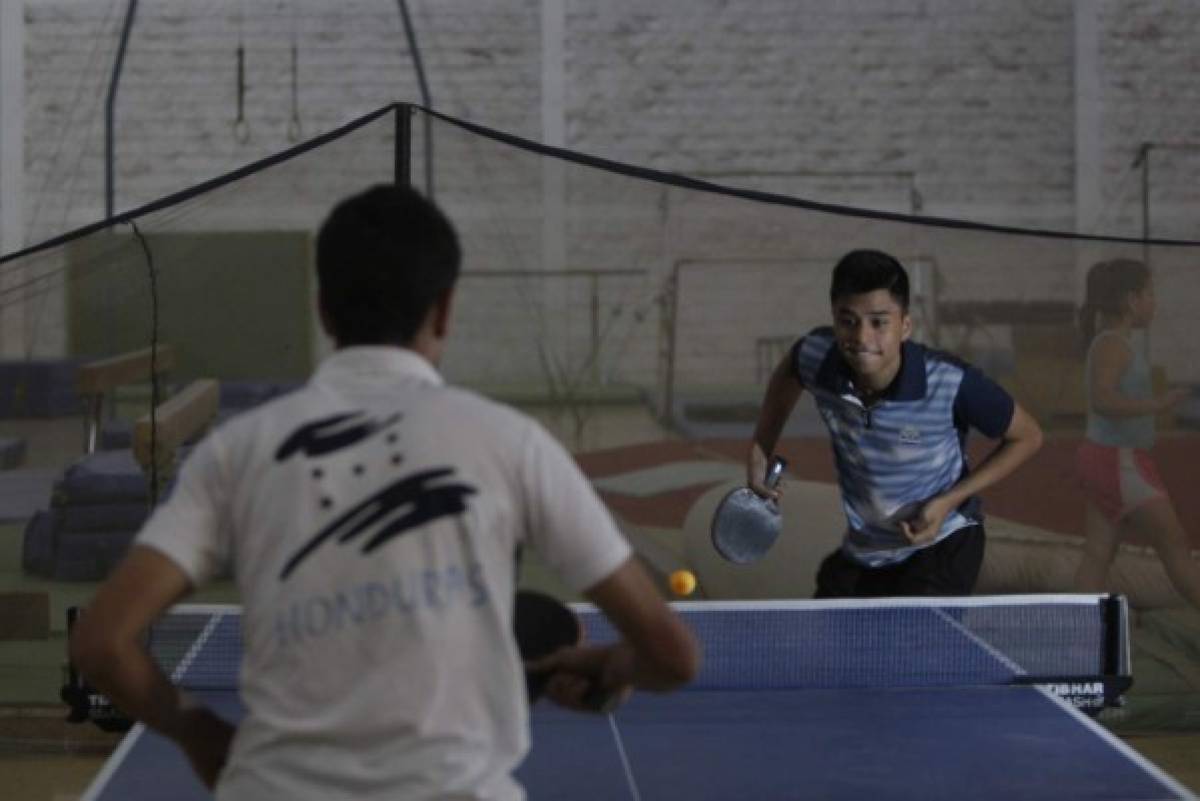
514, 589, 584, 703
513, 590, 620, 712
710, 456, 787, 564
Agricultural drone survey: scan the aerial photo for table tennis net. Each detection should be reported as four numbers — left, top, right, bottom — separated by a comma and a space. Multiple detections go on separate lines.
144, 595, 1126, 694
581, 595, 1128, 692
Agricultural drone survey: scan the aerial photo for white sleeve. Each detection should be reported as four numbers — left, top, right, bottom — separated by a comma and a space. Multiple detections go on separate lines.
135, 432, 231, 586
520, 423, 632, 593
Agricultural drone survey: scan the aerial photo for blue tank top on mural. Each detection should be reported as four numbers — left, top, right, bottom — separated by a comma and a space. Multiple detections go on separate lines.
1085, 329, 1155, 450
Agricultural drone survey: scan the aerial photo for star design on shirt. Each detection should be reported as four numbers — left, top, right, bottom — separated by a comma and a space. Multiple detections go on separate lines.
279, 468, 477, 580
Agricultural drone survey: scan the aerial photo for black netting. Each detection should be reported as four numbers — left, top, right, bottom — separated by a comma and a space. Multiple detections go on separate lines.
2, 103, 1198, 709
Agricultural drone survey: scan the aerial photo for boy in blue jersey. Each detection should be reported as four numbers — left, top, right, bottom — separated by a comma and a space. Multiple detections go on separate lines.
746, 250, 1043, 597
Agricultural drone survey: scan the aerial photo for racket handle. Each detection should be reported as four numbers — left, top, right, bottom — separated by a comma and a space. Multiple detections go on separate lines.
581, 683, 622, 715
764, 456, 787, 489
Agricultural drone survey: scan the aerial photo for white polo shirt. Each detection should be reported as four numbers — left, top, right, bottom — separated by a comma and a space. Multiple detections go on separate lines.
136, 347, 632, 801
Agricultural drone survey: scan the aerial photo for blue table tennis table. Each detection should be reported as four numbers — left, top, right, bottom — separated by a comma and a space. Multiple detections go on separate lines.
81, 596, 1195, 801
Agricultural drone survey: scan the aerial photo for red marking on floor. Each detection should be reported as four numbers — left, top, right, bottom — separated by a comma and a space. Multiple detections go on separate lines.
576, 434, 1200, 548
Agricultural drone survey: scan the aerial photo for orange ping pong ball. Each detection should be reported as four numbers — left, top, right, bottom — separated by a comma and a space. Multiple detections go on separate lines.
669, 569, 696, 596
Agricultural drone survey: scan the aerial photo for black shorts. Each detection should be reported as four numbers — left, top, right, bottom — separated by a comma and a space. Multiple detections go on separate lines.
814, 524, 985, 599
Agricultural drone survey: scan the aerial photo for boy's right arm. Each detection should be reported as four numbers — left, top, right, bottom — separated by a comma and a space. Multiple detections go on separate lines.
533, 558, 700, 712
518, 421, 700, 712
583, 559, 699, 690
747, 351, 804, 499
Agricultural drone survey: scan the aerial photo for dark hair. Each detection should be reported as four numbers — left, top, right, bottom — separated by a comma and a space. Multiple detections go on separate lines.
829, 249, 909, 310
316, 184, 461, 346
1078, 258, 1150, 345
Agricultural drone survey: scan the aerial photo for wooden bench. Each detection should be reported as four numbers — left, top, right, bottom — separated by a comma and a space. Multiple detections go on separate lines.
133, 378, 220, 474
76, 345, 175, 454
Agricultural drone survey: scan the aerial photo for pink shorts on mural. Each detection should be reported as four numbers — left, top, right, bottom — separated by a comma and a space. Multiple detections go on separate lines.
1075, 440, 1167, 523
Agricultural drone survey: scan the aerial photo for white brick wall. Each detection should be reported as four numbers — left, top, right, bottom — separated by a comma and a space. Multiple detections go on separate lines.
5, 0, 1200, 388
23, 0, 541, 241
566, 0, 1076, 228
1095, 0, 1200, 239
0, 1, 26, 358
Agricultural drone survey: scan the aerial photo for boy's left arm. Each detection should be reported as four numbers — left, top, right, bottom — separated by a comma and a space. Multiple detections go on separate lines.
69, 547, 234, 787
69, 433, 236, 788
901, 386, 1043, 546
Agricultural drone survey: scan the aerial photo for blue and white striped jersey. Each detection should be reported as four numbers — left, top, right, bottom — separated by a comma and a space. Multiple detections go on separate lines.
792, 327, 1014, 567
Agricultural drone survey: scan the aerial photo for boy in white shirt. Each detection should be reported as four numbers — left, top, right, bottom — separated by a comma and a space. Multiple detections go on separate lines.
71, 184, 699, 800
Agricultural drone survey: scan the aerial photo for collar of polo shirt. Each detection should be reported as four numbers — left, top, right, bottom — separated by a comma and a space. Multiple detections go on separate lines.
816, 338, 927, 403
314, 346, 444, 386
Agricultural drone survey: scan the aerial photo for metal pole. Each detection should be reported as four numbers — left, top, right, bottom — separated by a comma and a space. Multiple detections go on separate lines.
1135, 141, 1200, 255
1140, 144, 1150, 247
395, 104, 412, 187
661, 264, 682, 428
105, 0, 140, 220
590, 274, 600, 385
397, 0, 434, 197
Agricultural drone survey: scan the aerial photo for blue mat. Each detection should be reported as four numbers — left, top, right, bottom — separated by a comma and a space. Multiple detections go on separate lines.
0, 360, 81, 418
54, 451, 149, 505
0, 469, 57, 522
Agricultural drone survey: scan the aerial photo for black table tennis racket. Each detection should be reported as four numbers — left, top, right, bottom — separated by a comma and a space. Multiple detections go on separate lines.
513, 590, 619, 712
514, 590, 584, 702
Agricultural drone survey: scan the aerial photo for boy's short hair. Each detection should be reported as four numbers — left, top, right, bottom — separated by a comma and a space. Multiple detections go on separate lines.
316, 184, 461, 346
829, 249, 909, 311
